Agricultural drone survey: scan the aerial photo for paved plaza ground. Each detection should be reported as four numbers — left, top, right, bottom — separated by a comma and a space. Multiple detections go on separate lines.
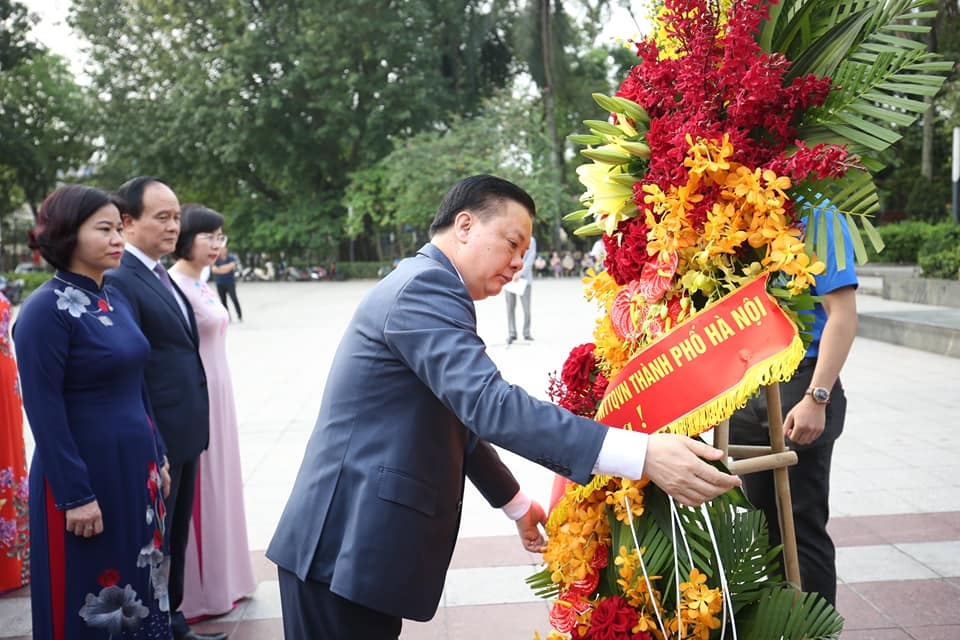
2, 274, 959, 639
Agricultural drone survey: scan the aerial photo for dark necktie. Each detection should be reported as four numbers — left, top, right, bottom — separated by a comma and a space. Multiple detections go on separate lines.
153, 262, 190, 324
153, 263, 178, 298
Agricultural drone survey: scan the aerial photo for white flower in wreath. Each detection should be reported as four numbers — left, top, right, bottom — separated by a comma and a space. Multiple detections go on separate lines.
54, 287, 90, 318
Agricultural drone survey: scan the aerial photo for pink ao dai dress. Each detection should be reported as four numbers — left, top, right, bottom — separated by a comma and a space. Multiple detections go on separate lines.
170, 272, 256, 619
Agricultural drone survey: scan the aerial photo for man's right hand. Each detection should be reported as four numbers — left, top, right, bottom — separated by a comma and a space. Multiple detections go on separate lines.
643, 434, 741, 507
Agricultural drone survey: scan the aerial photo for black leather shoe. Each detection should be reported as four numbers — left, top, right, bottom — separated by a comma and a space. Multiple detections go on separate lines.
507, 335, 516, 344
524, 335, 534, 341
176, 632, 228, 640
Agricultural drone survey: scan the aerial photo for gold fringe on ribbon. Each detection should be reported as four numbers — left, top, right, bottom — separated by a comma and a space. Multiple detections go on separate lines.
549, 333, 805, 514
658, 333, 807, 437
547, 475, 612, 526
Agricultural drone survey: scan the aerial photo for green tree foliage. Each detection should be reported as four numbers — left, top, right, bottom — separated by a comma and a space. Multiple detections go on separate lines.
343, 90, 559, 259
70, 0, 523, 258
866, 0, 959, 218
0, 0, 38, 71
0, 1, 94, 218
515, 0, 639, 246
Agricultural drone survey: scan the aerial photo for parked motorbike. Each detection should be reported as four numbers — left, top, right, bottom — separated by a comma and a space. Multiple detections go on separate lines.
240, 261, 275, 281
285, 266, 312, 281
0, 275, 25, 305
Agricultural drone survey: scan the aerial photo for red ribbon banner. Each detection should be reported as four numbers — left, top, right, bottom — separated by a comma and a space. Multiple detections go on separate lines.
594, 274, 799, 436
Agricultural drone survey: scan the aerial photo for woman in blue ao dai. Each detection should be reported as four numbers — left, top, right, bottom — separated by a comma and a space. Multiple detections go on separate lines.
14, 185, 173, 639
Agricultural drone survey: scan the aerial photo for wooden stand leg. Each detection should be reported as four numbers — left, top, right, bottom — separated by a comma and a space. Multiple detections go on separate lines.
717, 384, 801, 590
714, 418, 729, 452
764, 384, 801, 590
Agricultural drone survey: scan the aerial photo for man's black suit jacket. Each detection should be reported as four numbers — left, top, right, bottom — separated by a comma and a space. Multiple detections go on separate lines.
107, 252, 209, 464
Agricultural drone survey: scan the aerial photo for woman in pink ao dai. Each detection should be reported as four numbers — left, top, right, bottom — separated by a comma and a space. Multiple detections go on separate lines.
169, 204, 256, 620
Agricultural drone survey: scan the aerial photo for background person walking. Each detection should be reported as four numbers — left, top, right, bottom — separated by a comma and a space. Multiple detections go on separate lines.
505, 235, 536, 344
212, 245, 242, 322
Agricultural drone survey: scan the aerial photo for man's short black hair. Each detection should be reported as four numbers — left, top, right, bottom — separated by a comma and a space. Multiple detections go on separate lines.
428, 175, 536, 236
115, 176, 170, 219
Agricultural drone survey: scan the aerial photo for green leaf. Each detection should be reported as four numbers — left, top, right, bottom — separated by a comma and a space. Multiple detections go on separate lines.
563, 208, 589, 223
580, 147, 632, 164
568, 133, 604, 146
619, 141, 651, 159
832, 211, 848, 271
860, 215, 885, 253
582, 119, 625, 137
573, 221, 604, 237
845, 213, 869, 264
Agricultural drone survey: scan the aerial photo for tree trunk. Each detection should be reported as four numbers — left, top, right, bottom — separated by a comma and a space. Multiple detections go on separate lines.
540, 0, 564, 250
920, 13, 939, 180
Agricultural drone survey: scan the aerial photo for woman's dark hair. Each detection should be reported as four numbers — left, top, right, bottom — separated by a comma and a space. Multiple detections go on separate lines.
428, 174, 536, 236
174, 204, 224, 260
28, 185, 120, 271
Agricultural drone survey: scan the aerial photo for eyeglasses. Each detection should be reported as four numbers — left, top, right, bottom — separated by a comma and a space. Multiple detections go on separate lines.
197, 233, 227, 246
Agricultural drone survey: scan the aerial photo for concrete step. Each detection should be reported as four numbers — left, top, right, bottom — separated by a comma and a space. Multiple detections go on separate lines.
857, 307, 960, 359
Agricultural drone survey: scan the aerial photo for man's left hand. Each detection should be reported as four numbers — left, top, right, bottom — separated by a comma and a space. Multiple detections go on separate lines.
784, 400, 827, 446
515, 500, 547, 553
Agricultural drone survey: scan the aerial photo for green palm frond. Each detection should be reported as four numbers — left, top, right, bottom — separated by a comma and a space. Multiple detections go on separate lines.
791, 170, 886, 269
759, 0, 873, 59
739, 587, 845, 639
606, 503, 681, 598
764, 0, 952, 158
525, 565, 558, 599
670, 495, 785, 604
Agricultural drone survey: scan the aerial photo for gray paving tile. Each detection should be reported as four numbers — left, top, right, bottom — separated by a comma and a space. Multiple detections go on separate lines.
896, 541, 960, 578
0, 597, 30, 636
837, 545, 940, 583
441, 566, 543, 607
899, 627, 960, 640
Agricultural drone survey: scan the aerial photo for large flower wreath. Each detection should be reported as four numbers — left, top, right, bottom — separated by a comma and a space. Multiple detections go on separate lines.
528, 0, 951, 638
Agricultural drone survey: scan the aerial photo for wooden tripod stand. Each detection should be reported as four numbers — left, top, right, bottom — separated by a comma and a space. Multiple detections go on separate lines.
713, 383, 802, 589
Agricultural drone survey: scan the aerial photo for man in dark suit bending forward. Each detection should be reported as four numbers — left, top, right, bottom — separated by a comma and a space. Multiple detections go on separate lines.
267, 174, 741, 639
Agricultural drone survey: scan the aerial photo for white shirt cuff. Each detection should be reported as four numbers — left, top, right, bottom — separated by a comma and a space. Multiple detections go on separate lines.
592, 428, 649, 479
501, 490, 532, 521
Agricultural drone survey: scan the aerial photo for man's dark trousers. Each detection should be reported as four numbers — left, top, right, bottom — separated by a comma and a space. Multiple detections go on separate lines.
728, 360, 846, 606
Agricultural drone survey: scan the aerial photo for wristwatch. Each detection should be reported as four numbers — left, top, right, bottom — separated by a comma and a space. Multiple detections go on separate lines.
805, 386, 831, 404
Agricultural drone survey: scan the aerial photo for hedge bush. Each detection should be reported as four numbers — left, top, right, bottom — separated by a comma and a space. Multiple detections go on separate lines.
916, 223, 960, 279
918, 223, 960, 258
918, 246, 960, 280
331, 261, 388, 280
904, 176, 951, 222
866, 221, 935, 263
3, 271, 52, 303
